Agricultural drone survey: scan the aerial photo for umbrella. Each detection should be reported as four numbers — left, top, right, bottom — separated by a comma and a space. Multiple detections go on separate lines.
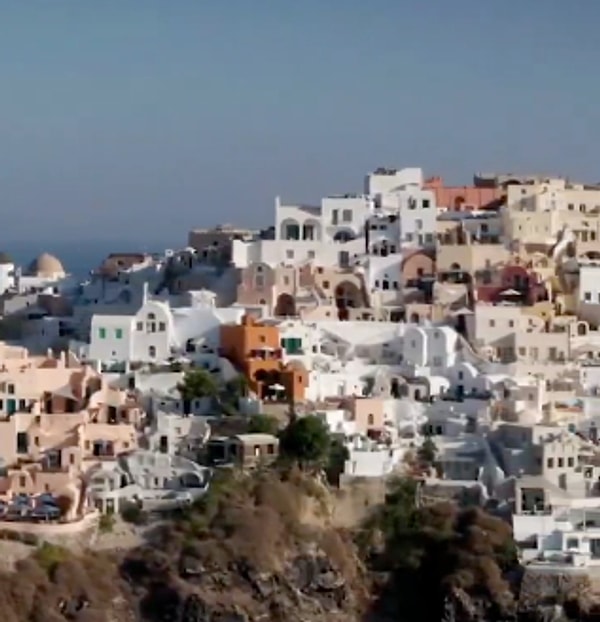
499, 288, 521, 296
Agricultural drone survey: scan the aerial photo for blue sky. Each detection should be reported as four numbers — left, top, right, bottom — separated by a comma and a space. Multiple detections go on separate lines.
0, 1, 598, 243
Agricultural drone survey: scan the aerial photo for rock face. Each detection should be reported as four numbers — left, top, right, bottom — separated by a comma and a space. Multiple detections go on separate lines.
121, 544, 363, 622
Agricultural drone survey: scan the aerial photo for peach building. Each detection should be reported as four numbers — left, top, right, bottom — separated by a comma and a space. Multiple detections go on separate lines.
220, 315, 308, 402
0, 343, 144, 504
350, 397, 386, 434
236, 262, 371, 321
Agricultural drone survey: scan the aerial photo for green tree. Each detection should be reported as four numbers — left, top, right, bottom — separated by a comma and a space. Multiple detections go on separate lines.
325, 438, 350, 486
218, 375, 248, 415
417, 436, 437, 467
248, 414, 279, 435
177, 368, 218, 405
225, 375, 248, 398
279, 415, 331, 469
362, 477, 519, 621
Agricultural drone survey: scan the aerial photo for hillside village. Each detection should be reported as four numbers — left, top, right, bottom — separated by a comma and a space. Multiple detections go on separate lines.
2, 165, 600, 577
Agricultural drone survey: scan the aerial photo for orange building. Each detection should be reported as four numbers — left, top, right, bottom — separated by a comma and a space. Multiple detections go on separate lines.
220, 315, 307, 402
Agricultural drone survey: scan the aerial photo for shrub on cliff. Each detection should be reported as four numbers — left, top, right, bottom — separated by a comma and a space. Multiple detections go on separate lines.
363, 477, 519, 621
279, 415, 331, 469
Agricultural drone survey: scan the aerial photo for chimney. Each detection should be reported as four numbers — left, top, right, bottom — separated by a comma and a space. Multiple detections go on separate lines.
142, 281, 149, 304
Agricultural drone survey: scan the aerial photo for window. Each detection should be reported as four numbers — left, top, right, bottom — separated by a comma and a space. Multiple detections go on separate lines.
308, 250, 315, 259
568, 203, 574, 211
259, 335, 266, 343
547, 457, 554, 468
283, 276, 290, 285
331, 209, 339, 225
415, 219, 423, 230
566, 537, 579, 549
405, 233, 413, 241
115, 328, 123, 339
342, 209, 352, 222
508, 320, 514, 328
16, 432, 28, 454
98, 327, 106, 339
367, 413, 374, 426
159, 322, 166, 331
286, 249, 294, 259
489, 319, 495, 327
422, 199, 430, 208
322, 280, 330, 289
255, 275, 264, 287
585, 292, 592, 301
558, 457, 564, 468
7, 384, 14, 395
580, 204, 587, 212
568, 457, 574, 467
136, 321, 143, 331
19, 476, 26, 488
148, 345, 156, 358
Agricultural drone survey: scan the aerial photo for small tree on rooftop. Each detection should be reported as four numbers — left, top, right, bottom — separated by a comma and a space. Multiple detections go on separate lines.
417, 436, 437, 469
177, 368, 218, 404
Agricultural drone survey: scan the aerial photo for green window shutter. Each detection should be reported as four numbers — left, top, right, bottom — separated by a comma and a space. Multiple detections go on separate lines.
115, 328, 123, 339
99, 328, 106, 339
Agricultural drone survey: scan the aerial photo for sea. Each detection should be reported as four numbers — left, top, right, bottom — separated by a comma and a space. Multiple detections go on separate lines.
2, 239, 179, 280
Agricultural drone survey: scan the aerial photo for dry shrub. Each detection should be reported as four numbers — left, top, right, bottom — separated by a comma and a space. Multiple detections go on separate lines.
183, 538, 230, 569
319, 529, 358, 581
51, 554, 118, 604
254, 477, 301, 530
225, 505, 286, 571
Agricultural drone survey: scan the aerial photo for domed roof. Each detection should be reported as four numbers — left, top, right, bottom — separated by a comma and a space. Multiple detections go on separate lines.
0, 252, 13, 265
27, 252, 65, 277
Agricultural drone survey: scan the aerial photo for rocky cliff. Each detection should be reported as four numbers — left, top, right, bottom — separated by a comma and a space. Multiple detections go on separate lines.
1, 470, 600, 622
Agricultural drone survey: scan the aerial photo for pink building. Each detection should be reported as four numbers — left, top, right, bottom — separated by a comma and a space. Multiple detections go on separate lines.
424, 176, 503, 211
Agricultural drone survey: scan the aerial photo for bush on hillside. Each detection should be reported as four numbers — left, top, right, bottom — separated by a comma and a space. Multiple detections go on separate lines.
362, 477, 519, 621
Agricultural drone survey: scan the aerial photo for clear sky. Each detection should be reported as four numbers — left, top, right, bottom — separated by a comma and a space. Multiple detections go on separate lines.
0, 0, 599, 243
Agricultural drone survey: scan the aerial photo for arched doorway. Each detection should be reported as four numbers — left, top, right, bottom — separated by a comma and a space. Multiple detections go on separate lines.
335, 281, 361, 321
274, 293, 296, 317
410, 312, 420, 324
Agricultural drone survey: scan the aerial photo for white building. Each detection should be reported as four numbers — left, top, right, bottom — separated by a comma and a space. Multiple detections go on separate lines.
87, 285, 244, 367
0, 253, 15, 294
231, 166, 443, 309
365, 167, 437, 248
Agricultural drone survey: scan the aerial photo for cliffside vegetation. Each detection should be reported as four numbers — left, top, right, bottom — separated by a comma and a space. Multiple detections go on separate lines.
0, 419, 597, 621
360, 477, 520, 620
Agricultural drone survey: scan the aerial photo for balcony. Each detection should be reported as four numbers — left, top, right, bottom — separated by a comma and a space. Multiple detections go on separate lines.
440, 389, 493, 402
248, 348, 282, 361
